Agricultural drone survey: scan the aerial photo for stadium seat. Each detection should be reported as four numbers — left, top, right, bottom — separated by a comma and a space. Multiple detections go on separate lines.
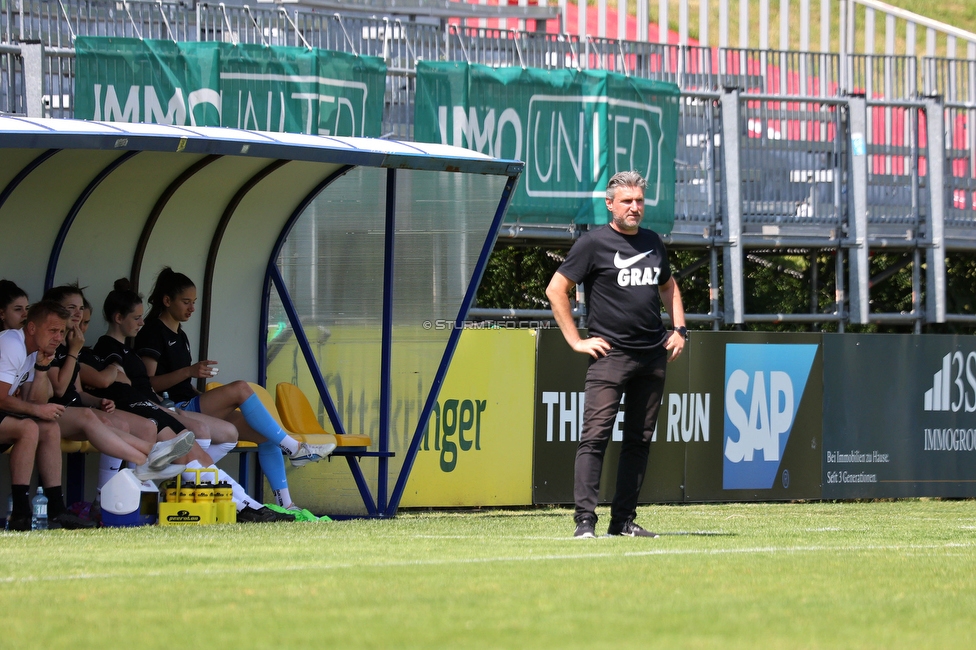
247, 383, 338, 448
60, 440, 95, 454
275, 383, 372, 448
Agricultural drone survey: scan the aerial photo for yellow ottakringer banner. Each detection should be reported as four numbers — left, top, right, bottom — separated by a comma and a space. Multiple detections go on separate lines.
400, 329, 535, 507
266, 328, 536, 513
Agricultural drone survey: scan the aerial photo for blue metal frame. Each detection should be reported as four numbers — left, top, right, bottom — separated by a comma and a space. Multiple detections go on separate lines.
377, 168, 397, 514
258, 170, 519, 518
385, 173, 520, 516
0, 149, 60, 212
257, 168, 519, 518
259, 164, 388, 516
44, 150, 139, 290
258, 163, 353, 413
268, 265, 379, 516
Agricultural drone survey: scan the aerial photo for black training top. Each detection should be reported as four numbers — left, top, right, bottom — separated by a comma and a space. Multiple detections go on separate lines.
91, 335, 161, 404
49, 343, 82, 406
78, 347, 103, 371
134, 317, 196, 403
557, 224, 672, 351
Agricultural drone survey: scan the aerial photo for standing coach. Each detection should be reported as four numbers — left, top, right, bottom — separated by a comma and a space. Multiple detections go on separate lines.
546, 170, 687, 539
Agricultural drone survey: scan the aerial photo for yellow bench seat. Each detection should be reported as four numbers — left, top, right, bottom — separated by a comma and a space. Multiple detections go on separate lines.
275, 382, 372, 448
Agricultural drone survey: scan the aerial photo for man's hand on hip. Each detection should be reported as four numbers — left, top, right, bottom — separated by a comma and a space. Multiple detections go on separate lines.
572, 336, 611, 359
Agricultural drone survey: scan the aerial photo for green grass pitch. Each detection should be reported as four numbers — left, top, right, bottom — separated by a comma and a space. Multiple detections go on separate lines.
1, 500, 975, 649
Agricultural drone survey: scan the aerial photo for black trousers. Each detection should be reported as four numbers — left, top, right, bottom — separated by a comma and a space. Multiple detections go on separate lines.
574, 347, 667, 526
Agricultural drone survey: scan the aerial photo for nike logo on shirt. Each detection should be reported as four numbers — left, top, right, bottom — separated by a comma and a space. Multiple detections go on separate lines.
613, 250, 654, 269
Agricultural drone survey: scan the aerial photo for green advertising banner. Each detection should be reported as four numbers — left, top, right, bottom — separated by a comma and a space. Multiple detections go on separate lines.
414, 62, 680, 231
75, 37, 386, 137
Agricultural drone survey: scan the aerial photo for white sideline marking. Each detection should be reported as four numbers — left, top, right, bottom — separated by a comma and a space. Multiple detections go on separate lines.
2, 541, 976, 585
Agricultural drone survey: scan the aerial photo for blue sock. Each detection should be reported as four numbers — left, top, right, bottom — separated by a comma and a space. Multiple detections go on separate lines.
240, 393, 287, 445
257, 440, 289, 491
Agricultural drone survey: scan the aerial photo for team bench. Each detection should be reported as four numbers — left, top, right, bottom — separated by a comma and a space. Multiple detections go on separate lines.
18, 383, 379, 505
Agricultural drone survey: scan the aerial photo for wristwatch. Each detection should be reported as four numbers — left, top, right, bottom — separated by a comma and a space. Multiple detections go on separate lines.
674, 326, 689, 340
34, 362, 52, 371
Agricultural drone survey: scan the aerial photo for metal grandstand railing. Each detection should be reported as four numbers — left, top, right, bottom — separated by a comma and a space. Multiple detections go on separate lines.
864, 98, 924, 234
0, 42, 22, 114
672, 91, 723, 236
737, 94, 847, 232
848, 53, 918, 99
448, 26, 578, 69
719, 48, 841, 98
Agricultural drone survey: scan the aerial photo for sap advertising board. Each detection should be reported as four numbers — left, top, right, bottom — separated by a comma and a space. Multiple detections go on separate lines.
723, 344, 818, 490
534, 331, 824, 503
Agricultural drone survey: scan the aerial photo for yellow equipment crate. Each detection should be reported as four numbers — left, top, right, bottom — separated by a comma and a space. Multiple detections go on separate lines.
158, 468, 237, 525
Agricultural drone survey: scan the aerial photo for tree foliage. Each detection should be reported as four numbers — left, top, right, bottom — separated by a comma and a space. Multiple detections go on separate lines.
474, 242, 976, 335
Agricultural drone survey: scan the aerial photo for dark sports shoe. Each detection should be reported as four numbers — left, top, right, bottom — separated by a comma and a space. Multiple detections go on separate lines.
607, 520, 659, 538
237, 505, 293, 523
7, 514, 31, 531
574, 519, 597, 539
267, 508, 297, 522
50, 512, 97, 530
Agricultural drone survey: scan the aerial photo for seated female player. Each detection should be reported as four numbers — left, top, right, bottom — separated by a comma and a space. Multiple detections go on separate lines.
42, 283, 194, 484
135, 267, 334, 512
2, 281, 192, 482
0, 280, 29, 330
92, 279, 293, 522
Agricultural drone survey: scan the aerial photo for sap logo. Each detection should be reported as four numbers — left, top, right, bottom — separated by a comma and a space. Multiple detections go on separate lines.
723, 344, 818, 490
923, 352, 976, 413
421, 398, 487, 473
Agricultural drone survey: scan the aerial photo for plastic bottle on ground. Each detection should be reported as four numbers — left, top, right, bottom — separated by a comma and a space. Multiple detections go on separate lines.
31, 487, 48, 531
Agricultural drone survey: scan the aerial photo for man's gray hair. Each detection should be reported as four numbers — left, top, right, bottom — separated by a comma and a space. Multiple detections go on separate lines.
606, 171, 647, 201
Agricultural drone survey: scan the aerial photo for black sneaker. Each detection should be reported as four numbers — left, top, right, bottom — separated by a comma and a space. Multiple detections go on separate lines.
7, 514, 31, 531
237, 505, 285, 523
607, 520, 659, 538
574, 519, 597, 539
50, 512, 97, 530
268, 508, 297, 522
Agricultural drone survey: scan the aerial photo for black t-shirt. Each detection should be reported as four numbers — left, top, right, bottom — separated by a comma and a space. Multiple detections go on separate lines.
78, 347, 103, 371
557, 224, 672, 351
134, 318, 196, 403
50, 343, 82, 406
91, 335, 160, 404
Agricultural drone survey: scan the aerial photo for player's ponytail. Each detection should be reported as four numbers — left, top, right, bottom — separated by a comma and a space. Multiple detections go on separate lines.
146, 267, 195, 322
103, 278, 142, 323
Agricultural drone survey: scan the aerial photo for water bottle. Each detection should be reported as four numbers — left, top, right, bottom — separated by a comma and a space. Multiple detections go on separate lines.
5, 494, 12, 530
31, 487, 48, 531
160, 392, 176, 411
